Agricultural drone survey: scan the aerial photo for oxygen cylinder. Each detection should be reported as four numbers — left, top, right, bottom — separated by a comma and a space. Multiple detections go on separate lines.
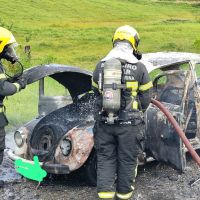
103, 58, 122, 124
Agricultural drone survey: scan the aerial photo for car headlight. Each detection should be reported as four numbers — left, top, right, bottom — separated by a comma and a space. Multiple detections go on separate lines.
14, 131, 25, 147
60, 138, 72, 156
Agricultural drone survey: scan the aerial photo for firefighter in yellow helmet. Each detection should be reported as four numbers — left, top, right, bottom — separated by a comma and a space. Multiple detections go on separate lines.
93, 25, 152, 199
0, 27, 26, 187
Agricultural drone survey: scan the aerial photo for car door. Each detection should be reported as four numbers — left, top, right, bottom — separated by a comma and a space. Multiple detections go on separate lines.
145, 102, 186, 171
145, 65, 189, 171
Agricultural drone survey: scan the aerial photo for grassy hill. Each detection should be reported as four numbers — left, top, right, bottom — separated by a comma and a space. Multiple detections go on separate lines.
0, 0, 199, 127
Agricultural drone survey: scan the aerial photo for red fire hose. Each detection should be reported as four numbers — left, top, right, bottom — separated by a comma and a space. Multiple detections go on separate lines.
151, 99, 200, 167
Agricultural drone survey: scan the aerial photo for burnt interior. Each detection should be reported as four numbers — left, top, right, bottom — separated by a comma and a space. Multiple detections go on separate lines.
153, 70, 197, 138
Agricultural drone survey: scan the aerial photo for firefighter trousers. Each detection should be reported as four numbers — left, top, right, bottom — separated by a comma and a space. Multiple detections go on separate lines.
94, 121, 144, 200
0, 127, 5, 165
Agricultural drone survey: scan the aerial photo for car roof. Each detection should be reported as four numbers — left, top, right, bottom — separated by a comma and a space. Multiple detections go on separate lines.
141, 52, 200, 72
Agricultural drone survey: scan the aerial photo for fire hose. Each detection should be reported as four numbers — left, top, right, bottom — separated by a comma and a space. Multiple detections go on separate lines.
151, 98, 200, 168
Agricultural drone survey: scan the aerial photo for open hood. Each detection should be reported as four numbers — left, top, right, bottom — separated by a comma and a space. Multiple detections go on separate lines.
22, 64, 92, 98
141, 52, 200, 72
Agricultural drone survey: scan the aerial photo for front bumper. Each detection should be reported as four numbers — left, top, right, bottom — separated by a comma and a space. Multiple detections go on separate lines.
6, 149, 70, 174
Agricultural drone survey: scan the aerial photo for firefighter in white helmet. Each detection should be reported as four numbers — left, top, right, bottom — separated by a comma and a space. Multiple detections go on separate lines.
93, 25, 152, 199
0, 27, 26, 187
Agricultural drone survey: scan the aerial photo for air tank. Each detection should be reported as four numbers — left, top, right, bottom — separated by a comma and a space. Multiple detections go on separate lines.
103, 58, 122, 123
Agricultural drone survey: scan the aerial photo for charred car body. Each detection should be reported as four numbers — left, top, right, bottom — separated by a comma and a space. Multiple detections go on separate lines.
7, 52, 200, 185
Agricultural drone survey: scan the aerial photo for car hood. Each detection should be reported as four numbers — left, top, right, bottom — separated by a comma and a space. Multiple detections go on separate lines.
141, 52, 200, 72
22, 64, 92, 98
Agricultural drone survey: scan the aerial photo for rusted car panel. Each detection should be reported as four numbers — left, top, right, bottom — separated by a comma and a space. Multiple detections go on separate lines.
55, 125, 94, 171
14, 118, 43, 158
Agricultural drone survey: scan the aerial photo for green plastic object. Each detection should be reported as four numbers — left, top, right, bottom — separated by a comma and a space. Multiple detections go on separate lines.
15, 156, 47, 182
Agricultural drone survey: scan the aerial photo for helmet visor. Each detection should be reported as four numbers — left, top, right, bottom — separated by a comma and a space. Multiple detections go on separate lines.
134, 34, 140, 48
2, 59, 23, 80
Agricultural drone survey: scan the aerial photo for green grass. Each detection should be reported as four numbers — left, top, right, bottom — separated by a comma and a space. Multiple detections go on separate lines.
0, 0, 199, 129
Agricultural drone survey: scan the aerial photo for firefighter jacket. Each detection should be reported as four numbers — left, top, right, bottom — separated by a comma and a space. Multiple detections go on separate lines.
0, 62, 21, 127
93, 44, 152, 120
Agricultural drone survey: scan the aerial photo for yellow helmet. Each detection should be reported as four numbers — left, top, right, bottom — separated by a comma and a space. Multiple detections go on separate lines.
0, 27, 16, 54
112, 25, 140, 50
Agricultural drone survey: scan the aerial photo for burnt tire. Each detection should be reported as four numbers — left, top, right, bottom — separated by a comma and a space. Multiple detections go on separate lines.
30, 124, 64, 161
83, 149, 97, 186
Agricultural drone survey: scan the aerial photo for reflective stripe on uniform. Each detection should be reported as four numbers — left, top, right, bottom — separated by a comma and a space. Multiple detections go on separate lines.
92, 81, 98, 88
131, 185, 135, 191
116, 191, 133, 199
13, 83, 20, 92
131, 91, 137, 96
135, 164, 138, 178
139, 81, 153, 91
126, 81, 138, 90
98, 192, 115, 199
0, 74, 6, 79
132, 100, 138, 110
126, 82, 138, 109
126, 81, 138, 97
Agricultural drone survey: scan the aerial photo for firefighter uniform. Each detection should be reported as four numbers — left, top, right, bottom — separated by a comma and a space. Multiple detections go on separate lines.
0, 62, 25, 163
0, 27, 26, 187
93, 25, 152, 200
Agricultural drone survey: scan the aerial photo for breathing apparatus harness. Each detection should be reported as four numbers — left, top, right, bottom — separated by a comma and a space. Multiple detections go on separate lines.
98, 58, 142, 124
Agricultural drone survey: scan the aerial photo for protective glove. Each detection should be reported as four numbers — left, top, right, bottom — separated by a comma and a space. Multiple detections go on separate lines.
16, 77, 27, 90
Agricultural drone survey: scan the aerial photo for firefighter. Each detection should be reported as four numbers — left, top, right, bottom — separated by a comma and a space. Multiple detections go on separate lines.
0, 27, 26, 187
93, 25, 152, 200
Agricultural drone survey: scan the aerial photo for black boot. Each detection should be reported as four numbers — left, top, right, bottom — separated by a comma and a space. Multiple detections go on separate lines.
0, 180, 4, 188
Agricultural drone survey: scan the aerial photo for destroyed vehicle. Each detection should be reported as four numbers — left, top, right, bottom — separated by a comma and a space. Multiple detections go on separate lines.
7, 52, 200, 185
8, 65, 98, 185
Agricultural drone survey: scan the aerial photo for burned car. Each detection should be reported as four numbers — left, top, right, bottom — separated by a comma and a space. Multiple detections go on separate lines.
8, 65, 98, 185
143, 52, 200, 171
7, 52, 200, 185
